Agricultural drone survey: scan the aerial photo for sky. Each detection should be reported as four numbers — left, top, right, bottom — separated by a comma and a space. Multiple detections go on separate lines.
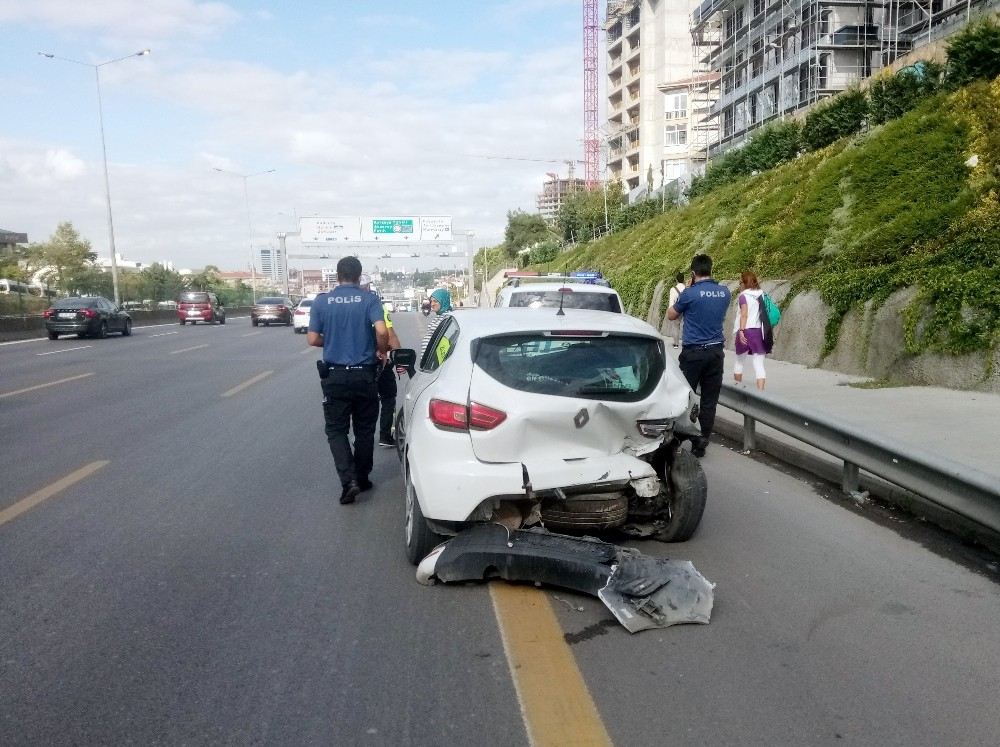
0, 0, 590, 273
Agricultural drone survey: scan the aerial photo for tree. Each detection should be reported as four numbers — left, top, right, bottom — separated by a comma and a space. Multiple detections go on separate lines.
138, 263, 186, 302
946, 18, 1000, 87
503, 210, 551, 258
28, 222, 96, 293
557, 182, 625, 242
187, 265, 222, 291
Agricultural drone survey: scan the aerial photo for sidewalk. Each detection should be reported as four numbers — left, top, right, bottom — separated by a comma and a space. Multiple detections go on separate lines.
668, 350, 1000, 483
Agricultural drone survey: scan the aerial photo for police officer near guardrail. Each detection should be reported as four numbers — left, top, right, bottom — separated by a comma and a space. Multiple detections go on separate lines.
308, 257, 389, 504
666, 254, 731, 458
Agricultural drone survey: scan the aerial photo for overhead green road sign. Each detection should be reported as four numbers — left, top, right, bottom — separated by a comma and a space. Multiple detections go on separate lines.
372, 219, 415, 235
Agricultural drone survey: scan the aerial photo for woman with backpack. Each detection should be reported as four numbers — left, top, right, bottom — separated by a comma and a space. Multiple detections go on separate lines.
732, 271, 771, 391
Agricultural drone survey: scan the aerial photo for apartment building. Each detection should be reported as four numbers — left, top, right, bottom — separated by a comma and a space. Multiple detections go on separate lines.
536, 174, 587, 223
691, 0, 999, 156
258, 246, 286, 284
606, 0, 706, 199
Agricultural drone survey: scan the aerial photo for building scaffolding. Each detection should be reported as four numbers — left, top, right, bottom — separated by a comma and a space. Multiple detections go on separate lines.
690, 0, 998, 157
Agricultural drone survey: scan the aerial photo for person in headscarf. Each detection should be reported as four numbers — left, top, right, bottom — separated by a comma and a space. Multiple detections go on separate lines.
420, 288, 454, 362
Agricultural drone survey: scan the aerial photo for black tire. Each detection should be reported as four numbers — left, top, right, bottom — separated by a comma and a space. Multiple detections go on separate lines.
48, 331, 59, 340
122, 320, 132, 337
96, 322, 108, 339
252, 320, 258, 327
654, 449, 707, 542
179, 319, 185, 325
404, 464, 445, 565
220, 316, 226, 325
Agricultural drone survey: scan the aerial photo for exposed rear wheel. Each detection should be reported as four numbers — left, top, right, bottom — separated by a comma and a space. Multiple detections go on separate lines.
654, 449, 707, 542
405, 465, 445, 565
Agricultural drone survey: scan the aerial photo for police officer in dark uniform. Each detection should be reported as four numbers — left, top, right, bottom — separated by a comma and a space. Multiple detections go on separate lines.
666, 253, 731, 458
308, 257, 389, 504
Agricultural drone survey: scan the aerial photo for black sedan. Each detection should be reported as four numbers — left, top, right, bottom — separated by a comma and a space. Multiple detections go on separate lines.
43, 297, 132, 340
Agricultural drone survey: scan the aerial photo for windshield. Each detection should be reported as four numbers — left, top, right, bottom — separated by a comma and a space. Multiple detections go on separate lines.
258, 297, 286, 305
54, 298, 97, 309
508, 290, 621, 313
298, 299, 313, 308
475, 333, 663, 401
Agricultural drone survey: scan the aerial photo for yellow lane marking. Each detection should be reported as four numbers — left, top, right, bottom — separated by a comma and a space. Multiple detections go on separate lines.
169, 344, 209, 355
222, 370, 274, 398
0, 461, 109, 527
490, 583, 613, 747
241, 331, 262, 338
0, 373, 95, 399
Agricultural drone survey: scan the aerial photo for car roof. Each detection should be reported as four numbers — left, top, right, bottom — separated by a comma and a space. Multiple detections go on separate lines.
504, 282, 618, 294
443, 308, 658, 338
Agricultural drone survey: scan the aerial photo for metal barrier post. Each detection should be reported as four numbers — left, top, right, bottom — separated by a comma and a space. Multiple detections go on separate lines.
842, 461, 860, 494
743, 414, 756, 452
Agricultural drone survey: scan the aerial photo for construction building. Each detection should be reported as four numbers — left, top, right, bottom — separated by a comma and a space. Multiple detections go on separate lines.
606, 0, 706, 201
690, 0, 1000, 157
0, 229, 28, 255
536, 173, 587, 223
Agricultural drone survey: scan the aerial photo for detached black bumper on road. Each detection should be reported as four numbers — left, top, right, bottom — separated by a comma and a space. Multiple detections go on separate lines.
417, 524, 715, 633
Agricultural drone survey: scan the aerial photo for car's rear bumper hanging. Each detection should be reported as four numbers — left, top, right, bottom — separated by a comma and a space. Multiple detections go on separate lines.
416, 524, 714, 633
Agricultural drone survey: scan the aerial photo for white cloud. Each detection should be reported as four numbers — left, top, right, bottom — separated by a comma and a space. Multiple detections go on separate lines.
0, 0, 240, 40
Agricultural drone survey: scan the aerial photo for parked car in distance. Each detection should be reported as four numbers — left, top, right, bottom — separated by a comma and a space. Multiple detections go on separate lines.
177, 291, 226, 325
293, 297, 314, 333
394, 308, 706, 564
495, 280, 623, 313
251, 297, 294, 327
43, 296, 132, 340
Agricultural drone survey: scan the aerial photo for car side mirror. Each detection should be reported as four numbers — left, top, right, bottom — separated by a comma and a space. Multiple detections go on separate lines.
390, 348, 417, 377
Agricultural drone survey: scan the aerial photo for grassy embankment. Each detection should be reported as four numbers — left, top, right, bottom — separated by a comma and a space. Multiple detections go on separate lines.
538, 79, 1000, 358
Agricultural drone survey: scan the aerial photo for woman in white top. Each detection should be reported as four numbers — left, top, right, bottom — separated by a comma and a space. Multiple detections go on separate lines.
732, 270, 770, 390
665, 272, 687, 348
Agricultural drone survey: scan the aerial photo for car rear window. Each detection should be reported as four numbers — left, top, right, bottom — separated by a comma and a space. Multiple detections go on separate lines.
508, 290, 621, 313
179, 292, 209, 303
475, 333, 663, 401
258, 297, 286, 305
55, 298, 98, 309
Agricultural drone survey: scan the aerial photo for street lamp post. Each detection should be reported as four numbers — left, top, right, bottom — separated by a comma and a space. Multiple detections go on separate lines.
465, 231, 475, 304
40, 49, 150, 305
213, 167, 275, 304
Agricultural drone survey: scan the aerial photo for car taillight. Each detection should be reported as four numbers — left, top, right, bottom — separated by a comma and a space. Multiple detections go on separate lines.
80, 308, 97, 318
428, 399, 506, 431
43, 309, 54, 318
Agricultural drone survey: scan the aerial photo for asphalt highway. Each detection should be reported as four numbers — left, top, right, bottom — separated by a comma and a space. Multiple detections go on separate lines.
2, 312, 999, 745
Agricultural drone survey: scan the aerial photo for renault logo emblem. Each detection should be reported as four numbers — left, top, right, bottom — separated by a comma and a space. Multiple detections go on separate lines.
574, 408, 589, 428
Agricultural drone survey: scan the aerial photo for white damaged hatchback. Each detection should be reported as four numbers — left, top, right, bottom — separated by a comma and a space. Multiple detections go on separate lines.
396, 308, 708, 564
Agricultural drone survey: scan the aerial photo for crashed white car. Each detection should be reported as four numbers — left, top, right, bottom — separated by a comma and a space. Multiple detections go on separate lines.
395, 308, 707, 564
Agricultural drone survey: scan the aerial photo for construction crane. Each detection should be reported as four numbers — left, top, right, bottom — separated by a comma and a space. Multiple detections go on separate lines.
583, 0, 600, 189
469, 154, 584, 182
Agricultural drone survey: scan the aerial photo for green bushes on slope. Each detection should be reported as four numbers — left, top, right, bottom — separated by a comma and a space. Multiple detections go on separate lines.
537, 79, 1000, 357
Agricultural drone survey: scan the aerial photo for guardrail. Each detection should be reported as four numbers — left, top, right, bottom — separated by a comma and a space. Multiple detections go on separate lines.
717, 384, 1000, 535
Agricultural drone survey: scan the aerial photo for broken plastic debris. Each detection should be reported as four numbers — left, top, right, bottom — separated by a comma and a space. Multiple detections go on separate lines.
415, 524, 714, 633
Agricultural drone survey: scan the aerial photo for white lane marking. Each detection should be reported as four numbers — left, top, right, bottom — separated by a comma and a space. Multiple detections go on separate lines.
241, 331, 263, 338
0, 316, 250, 346
0, 373, 95, 399
36, 345, 93, 357
299, 346, 317, 355
149, 331, 179, 338
221, 370, 273, 398
169, 344, 210, 355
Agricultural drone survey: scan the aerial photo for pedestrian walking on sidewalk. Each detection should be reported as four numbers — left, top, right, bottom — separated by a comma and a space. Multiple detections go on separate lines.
359, 274, 403, 448
665, 272, 687, 348
666, 254, 731, 458
308, 257, 388, 504
732, 271, 770, 391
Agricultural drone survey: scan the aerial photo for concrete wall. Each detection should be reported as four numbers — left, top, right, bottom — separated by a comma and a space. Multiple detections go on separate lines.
649, 282, 999, 392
